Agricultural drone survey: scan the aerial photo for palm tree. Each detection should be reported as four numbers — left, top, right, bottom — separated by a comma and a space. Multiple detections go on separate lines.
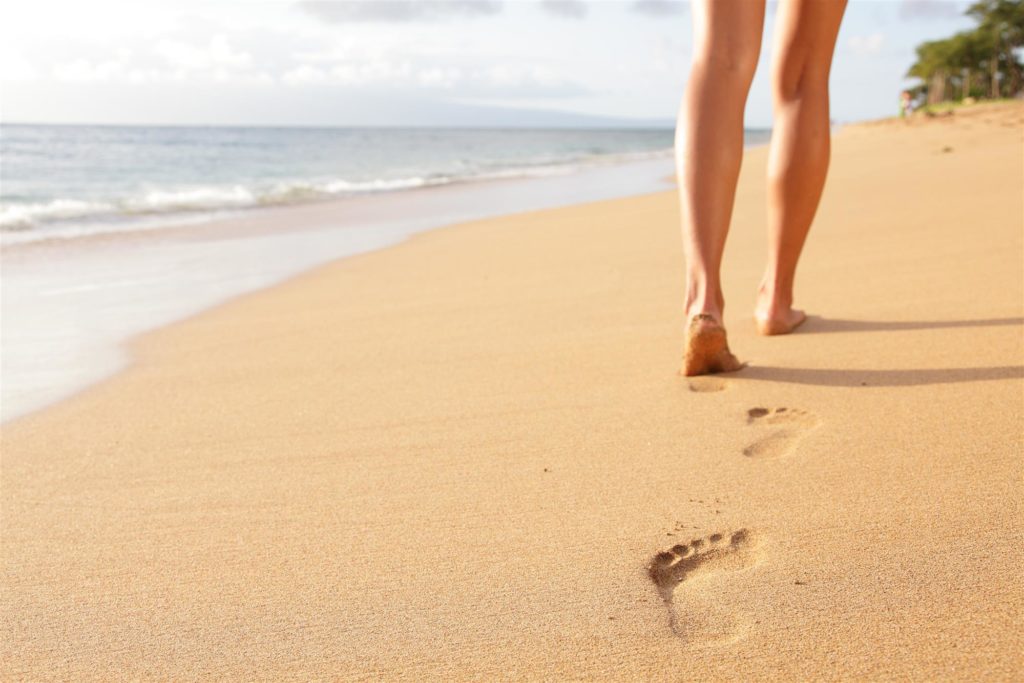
907, 39, 955, 104
907, 0, 1024, 104
967, 0, 1024, 97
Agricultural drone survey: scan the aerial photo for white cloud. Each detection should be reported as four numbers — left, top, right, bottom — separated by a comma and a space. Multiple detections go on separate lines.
848, 32, 885, 56
899, 0, 964, 21
278, 55, 581, 97
0, 0, 972, 127
0, 49, 38, 82
632, 0, 687, 17
417, 66, 463, 88
484, 64, 561, 89
155, 35, 252, 71
541, 1, 588, 19
50, 42, 269, 87
282, 64, 330, 85
52, 59, 127, 83
297, 1, 502, 23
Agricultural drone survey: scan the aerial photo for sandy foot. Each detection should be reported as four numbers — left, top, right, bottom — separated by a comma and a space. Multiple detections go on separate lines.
754, 307, 807, 336
743, 407, 819, 459
648, 529, 762, 645
680, 314, 744, 377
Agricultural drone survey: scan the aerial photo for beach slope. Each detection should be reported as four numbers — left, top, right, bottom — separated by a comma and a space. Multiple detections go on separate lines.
2, 103, 1022, 680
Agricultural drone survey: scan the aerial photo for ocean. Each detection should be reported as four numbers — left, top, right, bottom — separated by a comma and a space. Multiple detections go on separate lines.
1, 124, 770, 422
0, 125, 694, 244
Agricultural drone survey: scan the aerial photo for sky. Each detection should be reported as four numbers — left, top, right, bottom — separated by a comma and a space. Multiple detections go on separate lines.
0, 0, 978, 128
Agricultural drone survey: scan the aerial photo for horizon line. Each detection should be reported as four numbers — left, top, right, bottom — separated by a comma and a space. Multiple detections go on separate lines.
0, 120, 783, 132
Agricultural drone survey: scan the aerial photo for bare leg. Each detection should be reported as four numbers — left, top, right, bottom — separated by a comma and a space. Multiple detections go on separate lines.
756, 0, 847, 335
678, 0, 765, 375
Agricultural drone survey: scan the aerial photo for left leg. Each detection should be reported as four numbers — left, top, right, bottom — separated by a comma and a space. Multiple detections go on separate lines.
677, 0, 766, 375
757, 0, 847, 335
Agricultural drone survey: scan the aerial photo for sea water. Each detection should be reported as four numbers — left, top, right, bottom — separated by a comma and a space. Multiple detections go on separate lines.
0, 125, 771, 421
0, 125, 696, 244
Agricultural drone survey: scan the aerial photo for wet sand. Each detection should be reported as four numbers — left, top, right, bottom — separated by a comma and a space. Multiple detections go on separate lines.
2, 102, 1022, 680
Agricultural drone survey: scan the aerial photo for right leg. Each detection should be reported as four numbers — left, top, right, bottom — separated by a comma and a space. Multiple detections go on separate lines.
756, 0, 847, 335
678, 0, 766, 375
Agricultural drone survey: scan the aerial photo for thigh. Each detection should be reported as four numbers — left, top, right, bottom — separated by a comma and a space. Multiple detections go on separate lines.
771, 0, 847, 87
692, 0, 767, 71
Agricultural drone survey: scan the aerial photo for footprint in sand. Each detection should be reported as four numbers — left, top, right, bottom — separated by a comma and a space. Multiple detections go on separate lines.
743, 407, 818, 459
688, 376, 727, 393
648, 529, 762, 645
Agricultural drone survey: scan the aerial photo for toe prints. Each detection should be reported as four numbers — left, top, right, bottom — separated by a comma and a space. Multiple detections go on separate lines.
743, 407, 818, 459
648, 529, 762, 643
649, 529, 758, 596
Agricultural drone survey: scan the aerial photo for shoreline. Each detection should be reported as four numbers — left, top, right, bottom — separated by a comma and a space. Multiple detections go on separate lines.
0, 149, 676, 250
2, 102, 1022, 680
2, 124, 709, 248
2, 156, 676, 423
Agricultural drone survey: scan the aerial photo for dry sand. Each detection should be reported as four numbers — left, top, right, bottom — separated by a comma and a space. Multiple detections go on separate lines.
2, 102, 1022, 681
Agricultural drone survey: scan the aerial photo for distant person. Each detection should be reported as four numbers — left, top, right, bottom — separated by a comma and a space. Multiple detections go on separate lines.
901, 90, 914, 118
678, 0, 847, 376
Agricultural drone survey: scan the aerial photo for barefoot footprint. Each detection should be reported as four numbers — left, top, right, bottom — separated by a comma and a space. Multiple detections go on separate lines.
743, 407, 818, 459
648, 529, 762, 645
687, 376, 727, 393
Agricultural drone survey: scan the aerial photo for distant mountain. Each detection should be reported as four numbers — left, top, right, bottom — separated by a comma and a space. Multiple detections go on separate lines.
404, 100, 676, 129
1, 83, 676, 129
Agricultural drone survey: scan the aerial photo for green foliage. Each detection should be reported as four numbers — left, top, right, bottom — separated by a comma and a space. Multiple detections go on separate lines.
907, 0, 1024, 103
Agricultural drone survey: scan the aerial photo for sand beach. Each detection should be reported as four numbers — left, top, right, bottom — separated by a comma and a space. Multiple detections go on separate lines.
1, 102, 1022, 680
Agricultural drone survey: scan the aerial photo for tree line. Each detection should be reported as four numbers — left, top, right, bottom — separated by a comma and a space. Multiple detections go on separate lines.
907, 0, 1024, 105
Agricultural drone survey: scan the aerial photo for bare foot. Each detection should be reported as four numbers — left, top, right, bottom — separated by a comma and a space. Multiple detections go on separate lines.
681, 314, 744, 376
754, 301, 806, 336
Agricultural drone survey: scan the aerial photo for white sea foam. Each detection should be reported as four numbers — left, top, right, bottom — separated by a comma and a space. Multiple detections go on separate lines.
0, 144, 676, 245
0, 199, 117, 231
128, 185, 257, 212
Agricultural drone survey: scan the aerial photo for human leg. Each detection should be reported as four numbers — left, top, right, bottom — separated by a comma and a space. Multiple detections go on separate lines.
757, 0, 847, 336
678, 0, 766, 374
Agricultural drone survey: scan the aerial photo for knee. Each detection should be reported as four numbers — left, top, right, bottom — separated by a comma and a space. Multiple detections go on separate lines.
693, 45, 760, 89
772, 57, 830, 103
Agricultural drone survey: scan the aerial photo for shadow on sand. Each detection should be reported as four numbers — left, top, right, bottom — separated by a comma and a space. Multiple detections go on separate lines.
705, 316, 1024, 387
799, 315, 1024, 334
737, 364, 1024, 388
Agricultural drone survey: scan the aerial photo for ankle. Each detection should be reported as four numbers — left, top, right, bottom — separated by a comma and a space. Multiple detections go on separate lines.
685, 284, 724, 322
756, 278, 793, 312
685, 303, 723, 325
